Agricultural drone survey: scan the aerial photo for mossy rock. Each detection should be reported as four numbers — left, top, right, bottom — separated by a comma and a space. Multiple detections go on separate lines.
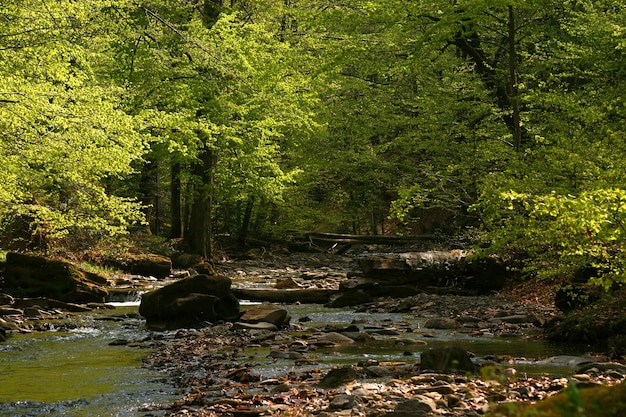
3, 252, 108, 303
489, 381, 626, 417
105, 253, 172, 278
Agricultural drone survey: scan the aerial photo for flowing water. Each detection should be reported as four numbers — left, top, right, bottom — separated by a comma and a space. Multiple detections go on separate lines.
256, 304, 592, 379
0, 304, 176, 417
0, 302, 591, 416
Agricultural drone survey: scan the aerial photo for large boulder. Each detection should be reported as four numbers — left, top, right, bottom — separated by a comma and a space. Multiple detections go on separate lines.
3, 252, 108, 304
139, 274, 240, 330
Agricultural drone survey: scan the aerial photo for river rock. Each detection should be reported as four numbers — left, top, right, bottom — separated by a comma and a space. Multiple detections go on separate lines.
239, 302, 290, 328
318, 366, 359, 388
311, 332, 356, 347
389, 396, 438, 416
328, 394, 356, 410
233, 321, 279, 331
420, 346, 475, 372
424, 317, 461, 329
171, 252, 204, 269
139, 274, 240, 330
326, 289, 375, 308
3, 252, 108, 304
576, 362, 626, 375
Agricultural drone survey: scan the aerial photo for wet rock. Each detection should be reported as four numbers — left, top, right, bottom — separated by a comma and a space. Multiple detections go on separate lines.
171, 253, 204, 269
420, 346, 475, 373
13, 297, 92, 312
311, 332, 356, 347
233, 288, 336, 304
577, 362, 626, 375
3, 252, 108, 304
268, 350, 305, 360
275, 277, 302, 289
139, 274, 240, 330
328, 394, 355, 410
318, 366, 358, 388
341, 331, 374, 343
234, 321, 278, 331
489, 314, 543, 326
239, 302, 290, 328
192, 262, 217, 276
327, 289, 375, 307
537, 355, 589, 367
424, 317, 461, 330
224, 367, 260, 382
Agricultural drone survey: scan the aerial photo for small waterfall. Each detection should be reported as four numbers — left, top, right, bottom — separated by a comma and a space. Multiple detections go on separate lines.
105, 289, 144, 304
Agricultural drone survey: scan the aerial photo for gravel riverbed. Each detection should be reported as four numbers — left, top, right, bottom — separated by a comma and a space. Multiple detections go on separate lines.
138, 250, 625, 416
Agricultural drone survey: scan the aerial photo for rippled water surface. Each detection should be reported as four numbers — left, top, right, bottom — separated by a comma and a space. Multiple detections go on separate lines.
0, 305, 176, 417
0, 301, 592, 416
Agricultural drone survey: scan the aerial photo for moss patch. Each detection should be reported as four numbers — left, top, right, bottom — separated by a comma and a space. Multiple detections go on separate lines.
490, 381, 626, 417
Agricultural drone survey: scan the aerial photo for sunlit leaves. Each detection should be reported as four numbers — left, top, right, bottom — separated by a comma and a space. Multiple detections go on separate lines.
0, 0, 147, 247
495, 189, 626, 288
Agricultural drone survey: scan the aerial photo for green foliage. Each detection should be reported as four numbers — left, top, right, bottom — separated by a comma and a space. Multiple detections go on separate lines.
0, 0, 147, 249
1, 0, 625, 267
480, 189, 626, 288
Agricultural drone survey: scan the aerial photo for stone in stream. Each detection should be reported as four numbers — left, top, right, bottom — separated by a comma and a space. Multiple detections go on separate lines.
423, 317, 461, 330
104, 253, 172, 279
238, 302, 290, 328
326, 289, 375, 308
419, 346, 475, 373
389, 396, 438, 417
318, 366, 359, 389
311, 332, 356, 347
139, 274, 240, 330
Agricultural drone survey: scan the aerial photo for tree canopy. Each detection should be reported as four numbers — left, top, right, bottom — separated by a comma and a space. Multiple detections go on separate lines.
1, 0, 624, 288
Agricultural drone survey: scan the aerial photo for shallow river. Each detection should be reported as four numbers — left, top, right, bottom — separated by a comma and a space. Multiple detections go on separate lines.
0, 304, 176, 417
0, 302, 589, 416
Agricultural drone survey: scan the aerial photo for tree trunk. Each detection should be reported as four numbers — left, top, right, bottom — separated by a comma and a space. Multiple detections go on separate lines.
170, 161, 182, 238
453, 16, 528, 145
508, 6, 522, 151
184, 149, 216, 259
238, 196, 255, 245
139, 155, 159, 235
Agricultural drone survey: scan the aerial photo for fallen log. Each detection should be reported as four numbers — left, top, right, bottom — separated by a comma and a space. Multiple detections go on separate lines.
232, 288, 337, 304
306, 232, 435, 245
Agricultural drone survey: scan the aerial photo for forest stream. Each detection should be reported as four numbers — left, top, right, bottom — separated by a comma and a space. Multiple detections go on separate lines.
0, 300, 597, 417
0, 250, 624, 416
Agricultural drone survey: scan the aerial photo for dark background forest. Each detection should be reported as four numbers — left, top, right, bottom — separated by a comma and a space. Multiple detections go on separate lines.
1, 0, 625, 291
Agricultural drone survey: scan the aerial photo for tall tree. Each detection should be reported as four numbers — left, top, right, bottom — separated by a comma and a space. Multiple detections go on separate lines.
106, 2, 317, 257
